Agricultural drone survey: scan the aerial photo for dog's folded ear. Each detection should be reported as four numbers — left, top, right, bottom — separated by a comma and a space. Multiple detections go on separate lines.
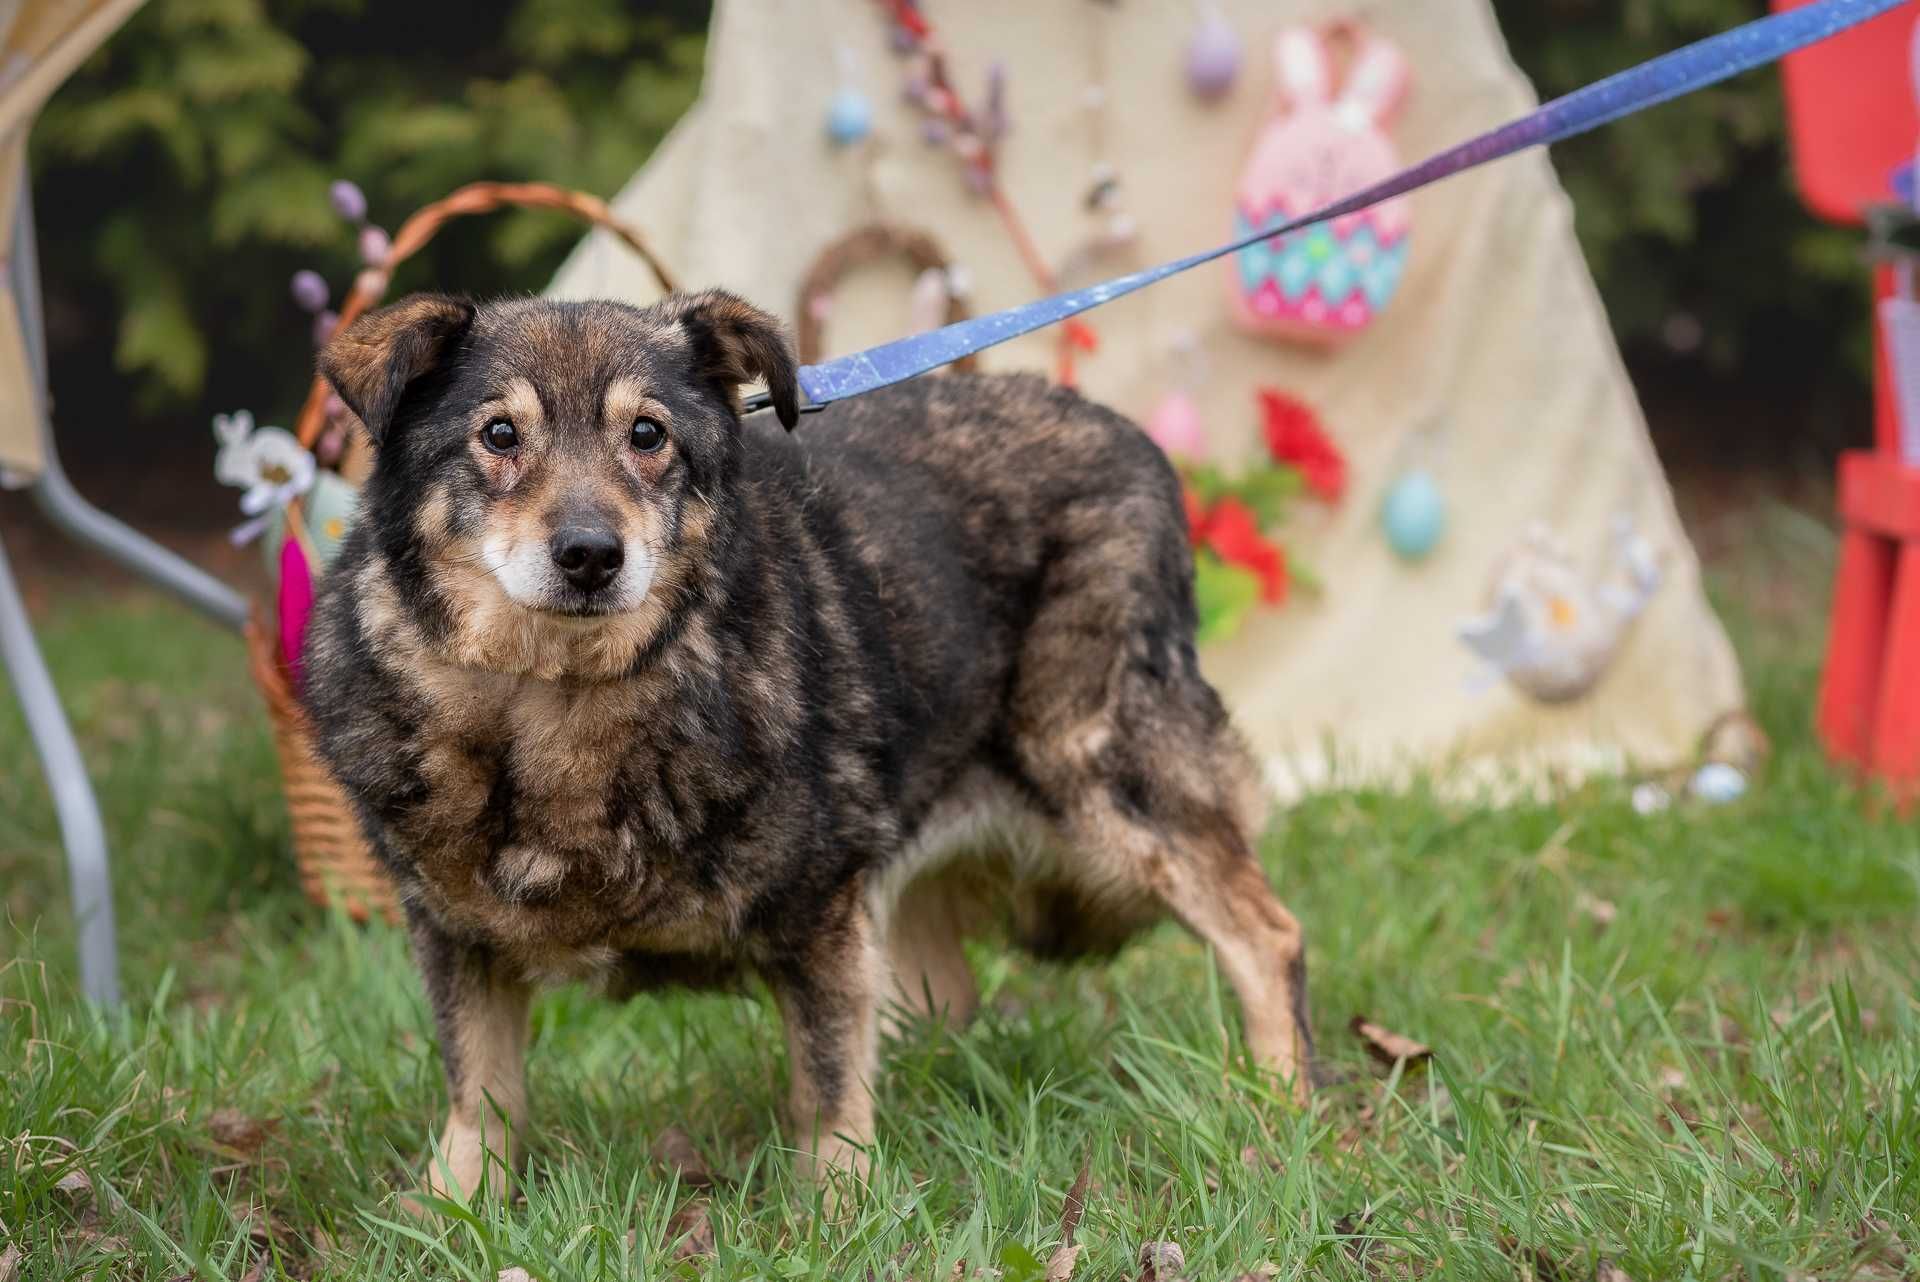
319, 294, 475, 445
661, 289, 800, 430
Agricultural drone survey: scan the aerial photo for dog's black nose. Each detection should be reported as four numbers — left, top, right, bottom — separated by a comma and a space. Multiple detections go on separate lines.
549, 526, 624, 592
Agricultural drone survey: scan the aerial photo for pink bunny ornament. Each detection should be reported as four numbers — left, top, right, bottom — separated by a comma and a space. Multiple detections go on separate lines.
1228, 25, 1412, 345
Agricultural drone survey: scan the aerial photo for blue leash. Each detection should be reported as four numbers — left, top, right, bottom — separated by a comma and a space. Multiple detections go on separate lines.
743, 0, 1905, 419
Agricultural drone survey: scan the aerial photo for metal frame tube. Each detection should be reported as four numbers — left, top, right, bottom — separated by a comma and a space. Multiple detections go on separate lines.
0, 533, 119, 1005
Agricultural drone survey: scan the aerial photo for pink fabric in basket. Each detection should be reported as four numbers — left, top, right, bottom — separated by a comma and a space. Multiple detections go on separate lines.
278, 536, 314, 693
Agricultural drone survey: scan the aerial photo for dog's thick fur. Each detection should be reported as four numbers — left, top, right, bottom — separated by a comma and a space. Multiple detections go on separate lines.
302, 290, 1313, 1203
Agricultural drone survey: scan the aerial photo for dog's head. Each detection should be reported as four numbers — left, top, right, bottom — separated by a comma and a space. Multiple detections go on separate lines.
320, 290, 797, 677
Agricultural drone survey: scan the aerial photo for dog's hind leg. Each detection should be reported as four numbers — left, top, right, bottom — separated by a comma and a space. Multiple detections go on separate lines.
407, 914, 533, 1210
1009, 525, 1313, 1102
764, 884, 883, 1194
1061, 773, 1312, 1103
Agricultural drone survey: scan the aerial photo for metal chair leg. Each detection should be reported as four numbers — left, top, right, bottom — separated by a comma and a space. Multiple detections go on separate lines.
0, 532, 119, 1005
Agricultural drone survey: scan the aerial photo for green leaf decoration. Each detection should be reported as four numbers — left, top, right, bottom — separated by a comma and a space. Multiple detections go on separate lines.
1193, 553, 1261, 646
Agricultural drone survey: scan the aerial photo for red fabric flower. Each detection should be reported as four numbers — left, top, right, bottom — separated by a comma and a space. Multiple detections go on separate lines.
1182, 484, 1210, 545
1259, 389, 1345, 502
1200, 495, 1289, 605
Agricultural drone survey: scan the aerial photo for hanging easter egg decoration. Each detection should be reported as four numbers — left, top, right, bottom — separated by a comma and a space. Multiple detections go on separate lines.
1185, 4, 1242, 101
1381, 467, 1445, 560
1147, 390, 1207, 461
826, 46, 873, 146
827, 87, 873, 145
1229, 24, 1413, 345
1144, 330, 1209, 461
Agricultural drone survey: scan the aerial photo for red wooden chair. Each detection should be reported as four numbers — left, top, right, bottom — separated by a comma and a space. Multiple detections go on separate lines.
1773, 0, 1920, 798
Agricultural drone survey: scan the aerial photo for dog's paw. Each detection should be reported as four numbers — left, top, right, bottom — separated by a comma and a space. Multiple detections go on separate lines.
400, 1140, 517, 1218
797, 1133, 872, 1222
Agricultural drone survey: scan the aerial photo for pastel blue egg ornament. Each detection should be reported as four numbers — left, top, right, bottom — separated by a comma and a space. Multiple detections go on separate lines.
826, 88, 873, 145
1381, 468, 1446, 561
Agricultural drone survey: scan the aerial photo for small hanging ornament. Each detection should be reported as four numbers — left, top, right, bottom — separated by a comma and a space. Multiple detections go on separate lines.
1380, 468, 1446, 561
1185, 3, 1242, 101
1147, 391, 1206, 461
1144, 331, 1208, 461
1379, 419, 1448, 562
826, 46, 873, 146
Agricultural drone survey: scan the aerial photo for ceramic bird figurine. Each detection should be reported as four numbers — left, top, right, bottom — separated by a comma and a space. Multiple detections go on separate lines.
1457, 517, 1663, 703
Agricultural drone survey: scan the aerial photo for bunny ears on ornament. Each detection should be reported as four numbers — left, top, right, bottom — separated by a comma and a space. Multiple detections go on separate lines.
1268, 23, 1412, 125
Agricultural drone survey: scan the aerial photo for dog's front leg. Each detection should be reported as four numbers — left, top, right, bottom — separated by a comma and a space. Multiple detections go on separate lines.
407, 912, 533, 1208
764, 890, 882, 1193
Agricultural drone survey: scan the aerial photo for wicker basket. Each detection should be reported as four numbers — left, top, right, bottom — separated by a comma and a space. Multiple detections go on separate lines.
793, 222, 976, 369
255, 181, 678, 924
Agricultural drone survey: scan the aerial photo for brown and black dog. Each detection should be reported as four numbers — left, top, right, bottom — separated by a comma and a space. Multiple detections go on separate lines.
301, 289, 1313, 1205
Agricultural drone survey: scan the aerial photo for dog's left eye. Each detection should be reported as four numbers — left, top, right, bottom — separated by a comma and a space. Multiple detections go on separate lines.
630, 417, 667, 453
480, 418, 520, 455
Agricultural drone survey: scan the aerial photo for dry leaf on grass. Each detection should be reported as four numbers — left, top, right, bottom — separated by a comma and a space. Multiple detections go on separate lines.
0, 1244, 21, 1282
1239, 1144, 1284, 1174
1350, 1016, 1432, 1068
207, 1110, 276, 1156
1332, 1210, 1378, 1267
1574, 892, 1618, 927
52, 1169, 93, 1209
649, 1126, 715, 1187
1595, 1261, 1633, 1282
1045, 1151, 1092, 1281
1853, 1216, 1912, 1276
669, 1200, 716, 1261
1137, 1239, 1185, 1281
1496, 1236, 1566, 1281
73, 1228, 129, 1257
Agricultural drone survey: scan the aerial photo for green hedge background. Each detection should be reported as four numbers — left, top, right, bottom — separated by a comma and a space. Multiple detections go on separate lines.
26, 0, 1876, 485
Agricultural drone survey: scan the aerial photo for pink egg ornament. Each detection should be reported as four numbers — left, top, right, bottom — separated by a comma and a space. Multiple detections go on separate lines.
1146, 389, 1207, 461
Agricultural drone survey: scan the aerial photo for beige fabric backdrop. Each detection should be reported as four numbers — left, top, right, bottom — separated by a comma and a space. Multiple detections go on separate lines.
551, 0, 1746, 796
0, 0, 145, 482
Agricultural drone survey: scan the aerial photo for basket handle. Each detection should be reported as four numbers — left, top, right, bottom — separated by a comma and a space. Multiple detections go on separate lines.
293, 180, 679, 449
794, 223, 978, 371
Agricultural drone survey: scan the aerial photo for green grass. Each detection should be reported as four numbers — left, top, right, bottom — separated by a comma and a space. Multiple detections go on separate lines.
3, 507, 1918, 1280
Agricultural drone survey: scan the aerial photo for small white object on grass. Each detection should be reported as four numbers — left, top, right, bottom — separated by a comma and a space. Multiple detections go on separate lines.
1631, 782, 1671, 815
1690, 762, 1748, 804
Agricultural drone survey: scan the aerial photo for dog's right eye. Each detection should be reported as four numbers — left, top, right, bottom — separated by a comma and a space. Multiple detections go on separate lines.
480, 419, 520, 455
